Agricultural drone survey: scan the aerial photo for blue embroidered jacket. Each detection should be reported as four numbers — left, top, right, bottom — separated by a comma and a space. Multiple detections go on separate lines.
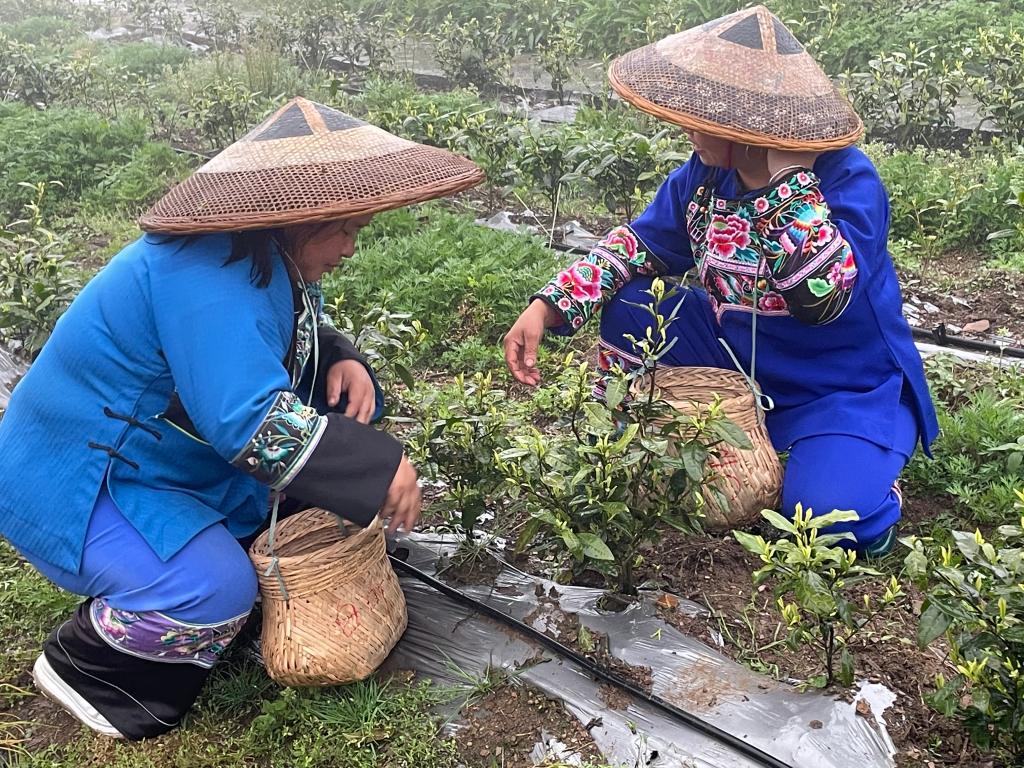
536, 147, 940, 455
0, 233, 401, 573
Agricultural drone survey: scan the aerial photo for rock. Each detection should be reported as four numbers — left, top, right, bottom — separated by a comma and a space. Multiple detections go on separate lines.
962, 319, 991, 334
923, 302, 940, 314
532, 104, 579, 124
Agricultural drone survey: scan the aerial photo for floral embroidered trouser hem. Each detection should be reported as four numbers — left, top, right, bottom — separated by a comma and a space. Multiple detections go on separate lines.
43, 598, 247, 740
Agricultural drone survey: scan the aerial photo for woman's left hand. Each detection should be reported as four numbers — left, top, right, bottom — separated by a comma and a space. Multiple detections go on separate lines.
326, 359, 376, 424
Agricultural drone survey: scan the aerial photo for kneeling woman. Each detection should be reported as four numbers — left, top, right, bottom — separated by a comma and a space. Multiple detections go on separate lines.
0, 98, 483, 739
505, 7, 938, 555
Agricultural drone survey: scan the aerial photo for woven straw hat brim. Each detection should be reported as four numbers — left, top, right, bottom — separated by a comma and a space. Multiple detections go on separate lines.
140, 99, 484, 234
608, 7, 863, 151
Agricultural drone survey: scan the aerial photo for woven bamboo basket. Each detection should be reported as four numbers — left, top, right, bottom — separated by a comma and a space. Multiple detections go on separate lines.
249, 508, 407, 686
634, 366, 782, 530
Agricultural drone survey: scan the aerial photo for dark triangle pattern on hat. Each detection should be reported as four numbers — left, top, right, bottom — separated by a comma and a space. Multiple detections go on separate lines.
254, 102, 313, 142
139, 97, 483, 234
314, 103, 366, 132
718, 13, 763, 50
606, 4, 862, 150
771, 17, 803, 54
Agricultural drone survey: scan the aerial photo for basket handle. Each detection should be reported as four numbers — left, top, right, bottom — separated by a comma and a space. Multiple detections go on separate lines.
264, 491, 290, 602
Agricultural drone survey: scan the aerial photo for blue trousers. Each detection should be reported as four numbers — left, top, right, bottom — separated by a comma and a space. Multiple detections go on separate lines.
599, 278, 918, 546
25, 481, 257, 624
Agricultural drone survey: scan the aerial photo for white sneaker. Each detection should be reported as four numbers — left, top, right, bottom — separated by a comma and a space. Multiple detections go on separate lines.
32, 653, 124, 738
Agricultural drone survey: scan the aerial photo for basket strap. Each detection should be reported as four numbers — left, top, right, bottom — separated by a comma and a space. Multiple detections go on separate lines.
264, 491, 290, 602
717, 255, 775, 425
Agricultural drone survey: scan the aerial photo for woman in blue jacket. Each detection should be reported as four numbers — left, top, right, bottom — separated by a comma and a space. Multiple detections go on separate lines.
505, 6, 938, 555
0, 97, 482, 739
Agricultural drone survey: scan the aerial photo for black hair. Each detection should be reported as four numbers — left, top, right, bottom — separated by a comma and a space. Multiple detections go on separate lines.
225, 228, 286, 289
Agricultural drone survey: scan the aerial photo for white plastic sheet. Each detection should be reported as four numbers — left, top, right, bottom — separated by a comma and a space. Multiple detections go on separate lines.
382, 534, 897, 768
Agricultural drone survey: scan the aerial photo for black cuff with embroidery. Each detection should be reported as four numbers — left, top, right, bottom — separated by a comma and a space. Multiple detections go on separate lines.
283, 414, 403, 527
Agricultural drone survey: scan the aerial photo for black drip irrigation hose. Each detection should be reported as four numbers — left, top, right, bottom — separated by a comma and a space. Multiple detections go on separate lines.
388, 552, 795, 768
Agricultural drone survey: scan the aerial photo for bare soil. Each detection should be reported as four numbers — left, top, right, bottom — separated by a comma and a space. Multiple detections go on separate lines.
456, 683, 603, 768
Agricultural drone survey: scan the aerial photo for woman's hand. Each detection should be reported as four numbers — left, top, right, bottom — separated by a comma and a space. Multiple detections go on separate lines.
381, 454, 422, 534
765, 148, 820, 183
326, 359, 375, 424
504, 300, 561, 386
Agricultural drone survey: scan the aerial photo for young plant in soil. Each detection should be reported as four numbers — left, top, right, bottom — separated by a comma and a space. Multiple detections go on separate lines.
497, 278, 747, 595
904, 489, 1024, 761
734, 505, 905, 688
399, 371, 516, 547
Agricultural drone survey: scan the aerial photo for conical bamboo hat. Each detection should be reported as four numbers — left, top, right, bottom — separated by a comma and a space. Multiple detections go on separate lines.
140, 97, 484, 234
608, 5, 862, 150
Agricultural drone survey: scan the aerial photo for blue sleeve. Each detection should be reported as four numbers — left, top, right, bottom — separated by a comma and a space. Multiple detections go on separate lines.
629, 158, 701, 275
149, 237, 402, 525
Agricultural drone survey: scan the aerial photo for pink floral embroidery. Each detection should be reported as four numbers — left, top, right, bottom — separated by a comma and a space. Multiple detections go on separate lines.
707, 214, 752, 258
814, 223, 835, 246
778, 184, 792, 199
759, 291, 787, 312
603, 228, 638, 261
796, 172, 812, 186
555, 261, 604, 302
754, 197, 770, 214
557, 297, 572, 310
828, 250, 858, 290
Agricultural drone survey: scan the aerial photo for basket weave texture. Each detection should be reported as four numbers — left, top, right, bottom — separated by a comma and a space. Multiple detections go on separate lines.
607, 5, 862, 150
140, 97, 483, 234
249, 508, 407, 686
638, 366, 782, 530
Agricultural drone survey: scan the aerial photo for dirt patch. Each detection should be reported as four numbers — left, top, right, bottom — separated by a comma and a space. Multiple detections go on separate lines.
1, 669, 85, 753
523, 598, 653, 694
457, 683, 603, 768
437, 549, 504, 587
597, 683, 631, 711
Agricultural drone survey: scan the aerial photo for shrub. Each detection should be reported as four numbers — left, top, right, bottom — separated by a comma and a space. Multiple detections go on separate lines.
96, 41, 191, 78
736, 505, 905, 688
0, 183, 82, 358
904, 490, 1024, 761
496, 280, 748, 594
0, 15, 76, 44
83, 142, 193, 215
0, 103, 152, 218
966, 28, 1024, 142
0, 33, 93, 108
432, 15, 514, 93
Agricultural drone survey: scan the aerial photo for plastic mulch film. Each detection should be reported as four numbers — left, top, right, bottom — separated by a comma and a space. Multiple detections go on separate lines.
382, 533, 896, 768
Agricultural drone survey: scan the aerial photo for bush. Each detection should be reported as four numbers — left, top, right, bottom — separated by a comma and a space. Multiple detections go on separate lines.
0, 15, 76, 43
432, 14, 514, 93
966, 28, 1024, 142
321, 208, 564, 368
83, 142, 193, 215
736, 505, 905, 688
0, 103, 152, 218
0, 183, 82, 358
0, 33, 93, 108
96, 41, 191, 79
905, 388, 1024, 523
904, 490, 1024, 761
497, 280, 748, 594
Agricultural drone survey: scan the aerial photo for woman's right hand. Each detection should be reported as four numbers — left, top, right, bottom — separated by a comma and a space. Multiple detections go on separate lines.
381, 454, 422, 534
504, 300, 561, 386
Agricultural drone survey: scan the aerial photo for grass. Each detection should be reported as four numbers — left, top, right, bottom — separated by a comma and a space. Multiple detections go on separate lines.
0, 540, 464, 767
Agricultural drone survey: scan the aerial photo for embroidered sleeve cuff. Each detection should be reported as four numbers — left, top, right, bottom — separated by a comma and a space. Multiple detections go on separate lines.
532, 225, 664, 336
231, 391, 328, 490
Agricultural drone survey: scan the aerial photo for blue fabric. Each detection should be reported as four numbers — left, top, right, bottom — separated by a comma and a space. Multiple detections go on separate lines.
0, 234, 296, 572
600, 277, 918, 544
23, 481, 257, 624
783, 409, 916, 546
627, 147, 939, 455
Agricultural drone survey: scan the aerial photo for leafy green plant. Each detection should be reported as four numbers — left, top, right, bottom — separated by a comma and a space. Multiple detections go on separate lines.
0, 182, 82, 358
536, 22, 584, 105
496, 279, 747, 594
564, 126, 688, 220
0, 33, 93, 108
516, 120, 578, 223
400, 372, 517, 540
432, 14, 514, 93
735, 505, 905, 688
904, 490, 1024, 760
966, 27, 1024, 142
325, 291, 426, 397
842, 44, 964, 148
